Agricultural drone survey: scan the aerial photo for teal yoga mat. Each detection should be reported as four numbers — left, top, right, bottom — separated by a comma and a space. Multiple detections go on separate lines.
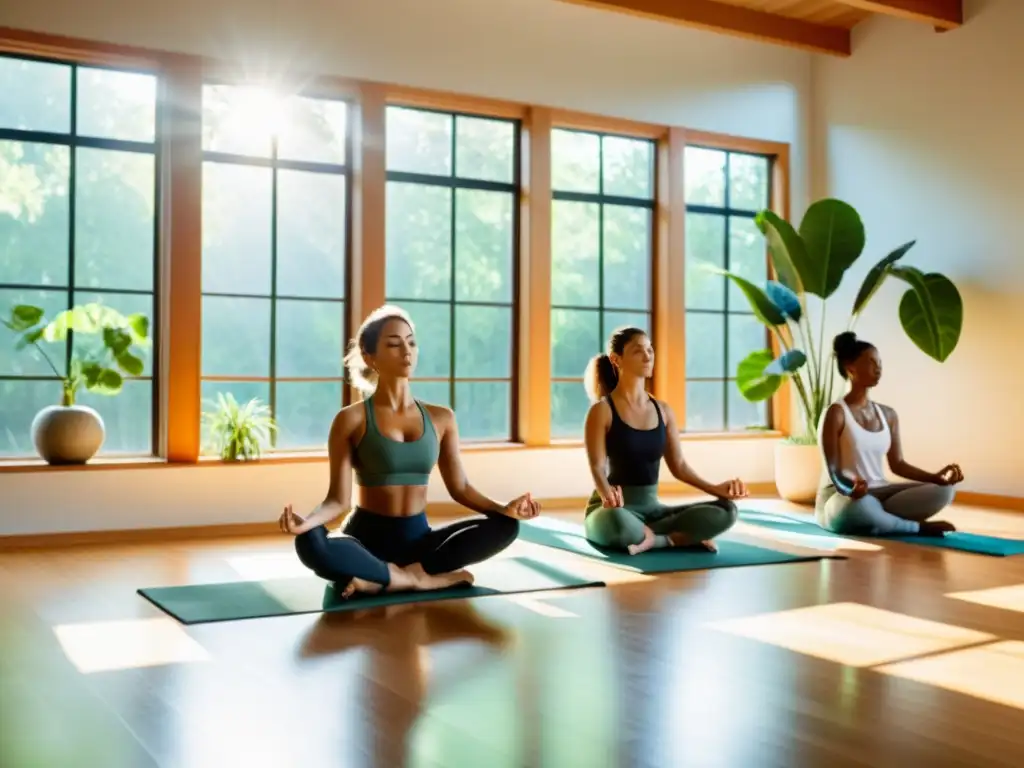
739, 509, 1024, 557
138, 555, 605, 625
518, 517, 842, 573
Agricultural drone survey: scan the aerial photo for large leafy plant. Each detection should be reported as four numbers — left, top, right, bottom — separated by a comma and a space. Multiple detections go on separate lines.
202, 392, 277, 461
2, 302, 151, 406
712, 198, 962, 441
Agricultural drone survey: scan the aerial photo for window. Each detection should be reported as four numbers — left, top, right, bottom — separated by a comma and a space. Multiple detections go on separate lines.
199, 84, 350, 451
0, 54, 159, 457
683, 145, 772, 432
549, 128, 655, 438
384, 105, 519, 442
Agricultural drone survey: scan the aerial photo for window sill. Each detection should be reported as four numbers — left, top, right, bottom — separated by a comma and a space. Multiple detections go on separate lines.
0, 456, 169, 473
0, 431, 787, 472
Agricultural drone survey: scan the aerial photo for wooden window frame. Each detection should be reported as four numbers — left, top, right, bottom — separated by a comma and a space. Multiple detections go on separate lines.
0, 26, 790, 471
546, 119, 661, 441
381, 101, 524, 443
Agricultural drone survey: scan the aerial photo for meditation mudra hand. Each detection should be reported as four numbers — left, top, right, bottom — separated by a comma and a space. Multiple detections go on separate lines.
936, 463, 964, 486
713, 478, 749, 500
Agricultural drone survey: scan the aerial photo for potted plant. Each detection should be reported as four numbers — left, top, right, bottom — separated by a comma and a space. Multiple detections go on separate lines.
709, 198, 963, 503
201, 392, 277, 461
2, 302, 151, 464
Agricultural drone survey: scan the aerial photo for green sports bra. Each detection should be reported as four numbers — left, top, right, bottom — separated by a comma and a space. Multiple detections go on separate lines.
352, 394, 440, 487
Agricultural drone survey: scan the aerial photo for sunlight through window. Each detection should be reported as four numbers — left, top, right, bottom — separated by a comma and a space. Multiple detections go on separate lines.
946, 583, 1024, 614
876, 640, 1024, 711
53, 617, 210, 673
706, 602, 995, 667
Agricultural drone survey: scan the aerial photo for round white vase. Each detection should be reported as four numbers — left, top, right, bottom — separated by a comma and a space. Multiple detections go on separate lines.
31, 404, 106, 465
774, 440, 822, 505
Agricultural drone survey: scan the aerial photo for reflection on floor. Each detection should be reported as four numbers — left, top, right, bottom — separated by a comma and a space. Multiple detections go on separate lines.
3, 495, 1024, 767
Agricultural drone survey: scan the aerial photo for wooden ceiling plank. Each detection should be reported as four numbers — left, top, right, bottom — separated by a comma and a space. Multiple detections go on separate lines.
832, 0, 963, 30
555, 0, 851, 57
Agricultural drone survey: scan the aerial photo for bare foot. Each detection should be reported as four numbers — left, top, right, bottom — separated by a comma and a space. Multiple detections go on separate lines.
667, 532, 718, 553
918, 521, 956, 537
627, 526, 656, 555
337, 577, 386, 599
400, 563, 475, 592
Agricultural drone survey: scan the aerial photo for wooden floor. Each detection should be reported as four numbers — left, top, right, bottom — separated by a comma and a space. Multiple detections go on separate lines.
4, 497, 1024, 767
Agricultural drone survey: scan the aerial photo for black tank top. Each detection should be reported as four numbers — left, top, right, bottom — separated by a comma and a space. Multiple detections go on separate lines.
605, 395, 667, 487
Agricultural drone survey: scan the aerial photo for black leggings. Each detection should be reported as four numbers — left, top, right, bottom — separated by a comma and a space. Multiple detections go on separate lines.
294, 507, 519, 588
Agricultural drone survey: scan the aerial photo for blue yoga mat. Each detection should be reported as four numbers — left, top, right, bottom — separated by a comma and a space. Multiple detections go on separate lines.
518, 517, 844, 573
739, 509, 1024, 557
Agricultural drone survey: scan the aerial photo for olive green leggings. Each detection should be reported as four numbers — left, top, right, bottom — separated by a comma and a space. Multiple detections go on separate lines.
583, 485, 738, 550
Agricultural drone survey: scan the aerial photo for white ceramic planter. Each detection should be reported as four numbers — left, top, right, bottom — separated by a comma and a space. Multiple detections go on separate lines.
774, 440, 822, 505
31, 404, 106, 465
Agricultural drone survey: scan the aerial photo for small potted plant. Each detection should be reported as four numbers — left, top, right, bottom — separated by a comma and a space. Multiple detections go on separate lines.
708, 198, 963, 503
201, 392, 277, 461
2, 302, 151, 464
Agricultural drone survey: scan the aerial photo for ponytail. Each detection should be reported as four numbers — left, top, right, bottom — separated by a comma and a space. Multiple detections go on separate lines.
584, 353, 619, 403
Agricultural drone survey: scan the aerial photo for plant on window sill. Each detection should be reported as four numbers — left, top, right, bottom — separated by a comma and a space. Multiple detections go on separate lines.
201, 392, 277, 462
705, 198, 963, 501
3, 302, 151, 466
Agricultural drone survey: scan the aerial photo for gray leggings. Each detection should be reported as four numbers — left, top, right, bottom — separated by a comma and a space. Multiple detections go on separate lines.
815, 482, 955, 536
584, 484, 738, 550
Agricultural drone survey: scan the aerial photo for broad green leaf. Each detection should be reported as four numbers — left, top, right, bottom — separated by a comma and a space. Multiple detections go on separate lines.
103, 327, 133, 356
8, 304, 44, 332
890, 268, 963, 362
798, 198, 865, 298
852, 240, 916, 316
755, 210, 808, 294
703, 265, 786, 325
765, 280, 802, 322
115, 350, 145, 377
765, 348, 807, 376
127, 313, 150, 340
736, 349, 785, 402
82, 364, 123, 394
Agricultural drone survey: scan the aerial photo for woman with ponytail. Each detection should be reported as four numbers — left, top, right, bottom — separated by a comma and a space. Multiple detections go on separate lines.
581, 326, 747, 555
816, 331, 961, 536
276, 305, 540, 599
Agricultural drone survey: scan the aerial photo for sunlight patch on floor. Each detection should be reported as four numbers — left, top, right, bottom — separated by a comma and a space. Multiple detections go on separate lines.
506, 594, 579, 618
946, 583, 1024, 614
226, 552, 311, 581
53, 617, 210, 673
732, 522, 883, 553
705, 602, 995, 667
876, 640, 1024, 711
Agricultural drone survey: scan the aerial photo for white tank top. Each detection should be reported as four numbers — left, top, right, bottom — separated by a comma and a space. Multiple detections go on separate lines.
817, 399, 890, 488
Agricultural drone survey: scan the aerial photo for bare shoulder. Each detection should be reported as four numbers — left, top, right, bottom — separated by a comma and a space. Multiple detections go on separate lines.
334, 402, 366, 433
420, 401, 456, 430
653, 397, 676, 422
586, 399, 612, 421
875, 402, 898, 421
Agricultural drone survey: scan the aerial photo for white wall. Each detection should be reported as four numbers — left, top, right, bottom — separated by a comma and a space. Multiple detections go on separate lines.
0, 0, 808, 534
0, 441, 776, 535
811, 0, 1024, 497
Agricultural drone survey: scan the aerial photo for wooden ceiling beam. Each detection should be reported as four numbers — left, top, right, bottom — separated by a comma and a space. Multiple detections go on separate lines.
832, 0, 963, 30
555, 0, 851, 57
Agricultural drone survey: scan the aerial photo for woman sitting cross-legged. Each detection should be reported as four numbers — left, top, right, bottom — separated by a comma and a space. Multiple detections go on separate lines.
582, 326, 747, 555
278, 305, 540, 598
816, 331, 961, 537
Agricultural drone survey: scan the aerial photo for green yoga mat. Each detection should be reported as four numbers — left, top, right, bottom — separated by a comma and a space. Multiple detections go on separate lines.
518, 517, 842, 573
739, 510, 1024, 557
138, 555, 605, 625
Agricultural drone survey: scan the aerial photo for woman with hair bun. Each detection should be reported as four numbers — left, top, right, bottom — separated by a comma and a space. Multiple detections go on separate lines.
276, 305, 540, 598
581, 326, 746, 555
816, 331, 962, 536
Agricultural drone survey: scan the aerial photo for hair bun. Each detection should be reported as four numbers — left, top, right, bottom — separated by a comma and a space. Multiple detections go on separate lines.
833, 331, 858, 356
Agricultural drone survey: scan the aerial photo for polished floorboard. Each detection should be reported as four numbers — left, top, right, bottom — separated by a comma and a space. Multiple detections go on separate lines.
3, 497, 1024, 767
